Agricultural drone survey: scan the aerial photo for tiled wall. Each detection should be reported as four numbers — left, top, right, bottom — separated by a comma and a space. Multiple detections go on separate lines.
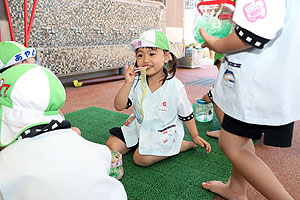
7, 0, 184, 75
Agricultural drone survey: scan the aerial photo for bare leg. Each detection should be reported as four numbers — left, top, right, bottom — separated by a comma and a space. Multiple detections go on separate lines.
202, 166, 248, 200
133, 147, 168, 166
202, 155, 249, 199
203, 129, 293, 200
133, 140, 197, 166
206, 130, 221, 138
105, 135, 131, 155
212, 102, 224, 125
71, 127, 81, 136
203, 96, 224, 139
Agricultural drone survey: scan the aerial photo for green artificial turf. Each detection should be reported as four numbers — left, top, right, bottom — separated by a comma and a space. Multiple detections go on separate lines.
65, 106, 231, 200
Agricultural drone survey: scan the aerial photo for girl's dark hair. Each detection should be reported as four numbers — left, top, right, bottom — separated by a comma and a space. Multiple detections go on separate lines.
134, 47, 178, 84
163, 51, 177, 82
214, 58, 222, 66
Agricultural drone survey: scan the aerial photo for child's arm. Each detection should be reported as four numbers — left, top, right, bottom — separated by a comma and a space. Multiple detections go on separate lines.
199, 0, 285, 54
184, 119, 211, 153
114, 66, 135, 111
199, 27, 251, 54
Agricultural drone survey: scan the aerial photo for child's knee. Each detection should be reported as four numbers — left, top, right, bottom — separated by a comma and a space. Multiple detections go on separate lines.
106, 136, 130, 155
105, 136, 117, 150
218, 137, 239, 159
133, 152, 151, 167
218, 138, 251, 162
106, 142, 118, 152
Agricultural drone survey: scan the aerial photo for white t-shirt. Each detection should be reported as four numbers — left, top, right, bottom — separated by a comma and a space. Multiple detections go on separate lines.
0, 129, 127, 200
213, 0, 300, 125
121, 76, 193, 156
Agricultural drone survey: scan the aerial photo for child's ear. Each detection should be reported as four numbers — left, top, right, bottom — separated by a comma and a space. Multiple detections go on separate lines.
164, 51, 171, 63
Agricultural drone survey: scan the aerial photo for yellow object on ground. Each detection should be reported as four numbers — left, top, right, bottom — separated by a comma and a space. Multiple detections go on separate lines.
73, 80, 83, 87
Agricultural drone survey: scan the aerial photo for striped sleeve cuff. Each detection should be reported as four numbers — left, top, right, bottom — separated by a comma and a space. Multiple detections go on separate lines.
235, 25, 270, 49
178, 112, 194, 121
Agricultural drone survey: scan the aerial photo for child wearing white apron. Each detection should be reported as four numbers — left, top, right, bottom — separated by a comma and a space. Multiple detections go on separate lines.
106, 30, 211, 166
199, 0, 299, 199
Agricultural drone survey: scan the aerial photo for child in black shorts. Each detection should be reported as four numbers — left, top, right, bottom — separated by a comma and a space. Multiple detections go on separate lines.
199, 0, 299, 199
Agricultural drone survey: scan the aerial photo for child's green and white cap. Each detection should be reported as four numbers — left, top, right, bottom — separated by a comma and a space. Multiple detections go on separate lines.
130, 30, 170, 51
0, 64, 65, 147
0, 41, 36, 71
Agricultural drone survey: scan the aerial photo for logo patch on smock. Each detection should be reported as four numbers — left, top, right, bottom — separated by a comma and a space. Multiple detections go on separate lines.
223, 69, 235, 88
243, 0, 267, 22
158, 101, 168, 113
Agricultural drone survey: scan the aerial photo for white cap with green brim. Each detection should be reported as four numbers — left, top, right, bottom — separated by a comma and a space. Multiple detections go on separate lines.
0, 64, 65, 147
0, 41, 36, 71
130, 30, 170, 51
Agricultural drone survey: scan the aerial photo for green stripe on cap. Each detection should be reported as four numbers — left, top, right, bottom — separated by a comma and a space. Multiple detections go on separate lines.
0, 64, 37, 108
154, 31, 169, 51
43, 67, 65, 116
130, 30, 170, 51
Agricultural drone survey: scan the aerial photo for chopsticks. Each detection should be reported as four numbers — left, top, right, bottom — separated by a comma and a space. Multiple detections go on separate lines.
134, 67, 147, 73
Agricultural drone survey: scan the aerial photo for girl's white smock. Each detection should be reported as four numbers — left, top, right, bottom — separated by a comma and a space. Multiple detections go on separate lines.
212, 0, 300, 125
121, 76, 193, 156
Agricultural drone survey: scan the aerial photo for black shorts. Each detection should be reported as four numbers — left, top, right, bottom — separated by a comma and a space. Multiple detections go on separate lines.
222, 114, 294, 148
109, 127, 138, 152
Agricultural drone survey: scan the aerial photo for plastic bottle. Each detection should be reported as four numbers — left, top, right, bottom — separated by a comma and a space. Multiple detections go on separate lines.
195, 99, 213, 122
193, 0, 235, 44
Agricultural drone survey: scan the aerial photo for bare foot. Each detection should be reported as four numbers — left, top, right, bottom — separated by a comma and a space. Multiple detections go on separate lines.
206, 130, 221, 138
180, 140, 197, 152
202, 181, 247, 200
